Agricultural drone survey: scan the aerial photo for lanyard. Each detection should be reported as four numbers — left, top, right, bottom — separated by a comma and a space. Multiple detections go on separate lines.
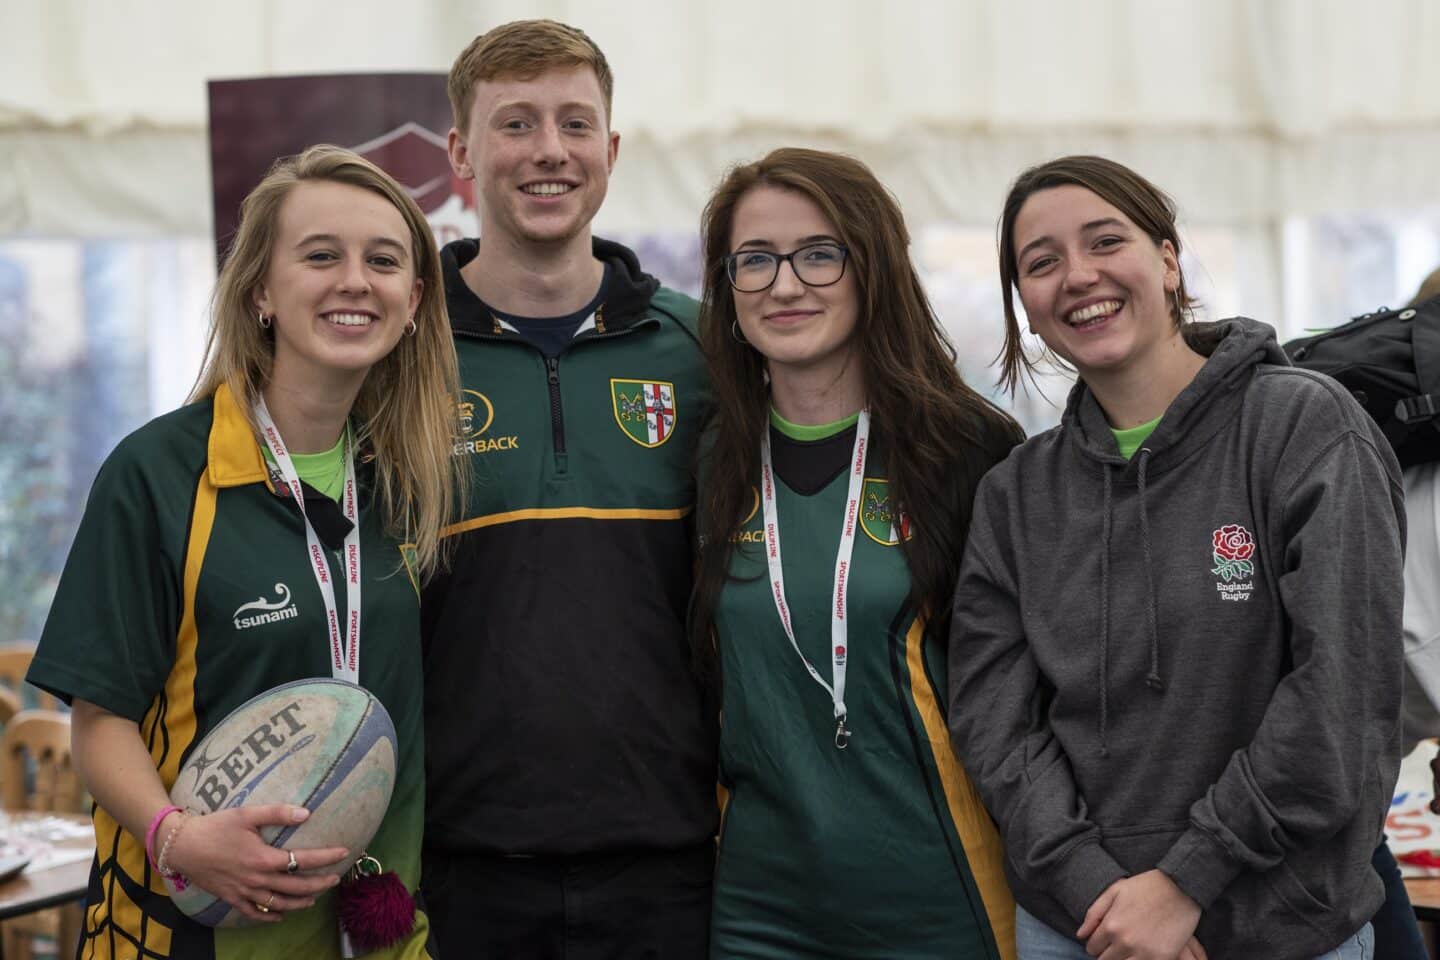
759, 407, 870, 749
254, 398, 362, 685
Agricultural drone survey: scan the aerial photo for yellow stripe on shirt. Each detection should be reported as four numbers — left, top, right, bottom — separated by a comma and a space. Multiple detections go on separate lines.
86, 470, 216, 960
441, 505, 692, 539
905, 618, 1016, 960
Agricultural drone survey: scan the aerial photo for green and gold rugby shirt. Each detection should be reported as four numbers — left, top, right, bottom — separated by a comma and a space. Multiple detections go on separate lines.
423, 238, 717, 857
29, 383, 434, 960
711, 434, 1016, 960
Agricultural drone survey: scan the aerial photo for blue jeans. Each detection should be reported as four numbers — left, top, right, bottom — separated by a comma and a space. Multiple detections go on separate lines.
1014, 905, 1374, 959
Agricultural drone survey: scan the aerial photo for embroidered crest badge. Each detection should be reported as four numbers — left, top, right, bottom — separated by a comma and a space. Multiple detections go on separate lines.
611, 379, 677, 448
1211, 523, 1257, 602
859, 478, 912, 546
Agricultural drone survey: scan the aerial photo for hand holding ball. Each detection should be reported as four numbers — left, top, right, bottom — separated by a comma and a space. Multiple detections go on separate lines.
163, 679, 398, 927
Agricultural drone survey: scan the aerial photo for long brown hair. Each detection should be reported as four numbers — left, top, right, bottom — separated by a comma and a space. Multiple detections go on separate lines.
191, 144, 465, 580
691, 147, 1021, 672
996, 155, 1198, 394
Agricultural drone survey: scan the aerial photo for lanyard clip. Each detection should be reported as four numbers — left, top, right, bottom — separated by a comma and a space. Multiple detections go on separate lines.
834, 718, 851, 750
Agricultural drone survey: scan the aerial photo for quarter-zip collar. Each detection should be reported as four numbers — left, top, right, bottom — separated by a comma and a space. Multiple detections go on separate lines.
443, 236, 662, 339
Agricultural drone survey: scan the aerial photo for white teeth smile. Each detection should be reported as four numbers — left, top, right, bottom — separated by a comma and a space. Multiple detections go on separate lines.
1066, 300, 1122, 326
326, 313, 373, 326
522, 183, 573, 196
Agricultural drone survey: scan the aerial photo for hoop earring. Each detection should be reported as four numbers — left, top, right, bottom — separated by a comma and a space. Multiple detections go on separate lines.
404, 318, 417, 337
730, 320, 749, 345
257, 310, 272, 329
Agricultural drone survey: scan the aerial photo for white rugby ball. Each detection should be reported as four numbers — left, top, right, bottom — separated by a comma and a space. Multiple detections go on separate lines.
164, 678, 397, 927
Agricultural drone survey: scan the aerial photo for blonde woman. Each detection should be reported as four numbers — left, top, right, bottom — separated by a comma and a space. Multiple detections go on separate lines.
28, 145, 462, 959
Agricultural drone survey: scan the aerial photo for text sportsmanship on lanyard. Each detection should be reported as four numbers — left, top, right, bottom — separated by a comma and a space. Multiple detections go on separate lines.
759, 407, 870, 749
254, 398, 362, 685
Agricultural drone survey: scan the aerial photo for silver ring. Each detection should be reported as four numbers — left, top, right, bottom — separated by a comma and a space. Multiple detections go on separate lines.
285, 850, 298, 874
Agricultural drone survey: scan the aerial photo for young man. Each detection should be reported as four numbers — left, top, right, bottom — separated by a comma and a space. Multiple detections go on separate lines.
421, 19, 716, 958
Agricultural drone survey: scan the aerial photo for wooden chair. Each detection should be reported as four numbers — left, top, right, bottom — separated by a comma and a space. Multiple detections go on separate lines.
0, 645, 57, 712
0, 686, 20, 726
1, 710, 85, 960
1, 711, 83, 813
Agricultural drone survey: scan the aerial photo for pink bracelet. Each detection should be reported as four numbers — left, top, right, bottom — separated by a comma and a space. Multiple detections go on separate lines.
144, 804, 182, 872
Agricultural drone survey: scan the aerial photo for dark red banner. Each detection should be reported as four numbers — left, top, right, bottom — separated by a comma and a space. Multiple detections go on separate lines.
208, 74, 475, 264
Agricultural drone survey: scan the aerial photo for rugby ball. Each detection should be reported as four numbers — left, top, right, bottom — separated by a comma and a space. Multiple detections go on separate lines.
164, 678, 397, 927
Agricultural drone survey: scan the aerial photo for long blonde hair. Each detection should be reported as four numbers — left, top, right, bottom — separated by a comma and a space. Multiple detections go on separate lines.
192, 144, 464, 580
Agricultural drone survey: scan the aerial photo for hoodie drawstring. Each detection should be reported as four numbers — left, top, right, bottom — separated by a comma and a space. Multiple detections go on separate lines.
1135, 448, 1164, 691
1098, 466, 1113, 758
1097, 448, 1165, 758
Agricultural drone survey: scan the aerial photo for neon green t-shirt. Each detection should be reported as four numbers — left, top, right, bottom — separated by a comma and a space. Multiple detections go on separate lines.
1111, 414, 1163, 460
262, 429, 348, 502
768, 406, 860, 440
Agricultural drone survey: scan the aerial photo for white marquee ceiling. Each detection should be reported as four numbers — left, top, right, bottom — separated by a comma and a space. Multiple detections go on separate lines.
3, 0, 1439, 235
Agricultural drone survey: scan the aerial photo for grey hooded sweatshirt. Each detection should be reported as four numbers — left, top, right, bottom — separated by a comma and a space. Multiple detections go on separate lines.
949, 318, 1404, 956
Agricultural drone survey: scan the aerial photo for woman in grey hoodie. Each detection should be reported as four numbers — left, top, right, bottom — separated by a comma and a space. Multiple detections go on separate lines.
948, 155, 1403, 960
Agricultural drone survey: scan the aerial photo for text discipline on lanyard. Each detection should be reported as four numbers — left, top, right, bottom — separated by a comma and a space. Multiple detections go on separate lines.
759, 407, 870, 749
254, 398, 361, 685
256, 399, 373, 957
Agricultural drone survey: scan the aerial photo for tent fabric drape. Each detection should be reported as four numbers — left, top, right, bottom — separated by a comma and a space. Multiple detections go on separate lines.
3, 0, 1439, 235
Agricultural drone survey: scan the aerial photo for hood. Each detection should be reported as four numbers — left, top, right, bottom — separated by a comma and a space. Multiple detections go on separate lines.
1062, 317, 1289, 471
442, 235, 662, 336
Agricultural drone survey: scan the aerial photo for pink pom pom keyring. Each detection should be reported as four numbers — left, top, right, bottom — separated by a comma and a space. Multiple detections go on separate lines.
338, 853, 416, 954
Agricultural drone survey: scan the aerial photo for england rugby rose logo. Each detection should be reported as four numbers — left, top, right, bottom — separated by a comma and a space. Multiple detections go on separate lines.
1211, 524, 1256, 582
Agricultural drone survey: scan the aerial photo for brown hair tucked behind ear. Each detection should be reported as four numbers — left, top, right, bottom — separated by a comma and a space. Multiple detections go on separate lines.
191, 144, 465, 580
996, 155, 1196, 394
690, 147, 1022, 681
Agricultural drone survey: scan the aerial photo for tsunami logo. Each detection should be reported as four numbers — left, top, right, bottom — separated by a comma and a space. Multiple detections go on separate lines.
233, 583, 299, 631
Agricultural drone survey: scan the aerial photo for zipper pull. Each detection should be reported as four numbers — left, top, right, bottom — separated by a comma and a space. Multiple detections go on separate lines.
547, 357, 560, 384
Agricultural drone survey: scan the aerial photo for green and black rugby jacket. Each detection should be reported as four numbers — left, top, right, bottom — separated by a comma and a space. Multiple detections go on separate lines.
422, 237, 717, 856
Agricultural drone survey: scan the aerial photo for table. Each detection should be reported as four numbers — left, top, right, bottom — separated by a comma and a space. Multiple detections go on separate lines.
0, 812, 93, 922
1409, 877, 1440, 924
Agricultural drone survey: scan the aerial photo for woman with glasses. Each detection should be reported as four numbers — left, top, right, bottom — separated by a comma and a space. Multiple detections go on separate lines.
948, 155, 1399, 959
691, 147, 1023, 958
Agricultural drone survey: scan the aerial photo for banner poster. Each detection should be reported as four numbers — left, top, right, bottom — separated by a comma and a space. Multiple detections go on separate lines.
208, 74, 473, 266
1386, 740, 1440, 875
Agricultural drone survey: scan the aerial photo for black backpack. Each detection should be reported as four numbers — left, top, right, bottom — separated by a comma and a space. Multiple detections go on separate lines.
1283, 295, 1440, 469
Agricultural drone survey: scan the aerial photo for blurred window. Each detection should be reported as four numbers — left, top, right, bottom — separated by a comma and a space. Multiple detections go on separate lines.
4, 215, 1440, 638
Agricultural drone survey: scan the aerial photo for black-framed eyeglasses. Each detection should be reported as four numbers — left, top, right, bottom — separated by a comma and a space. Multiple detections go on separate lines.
723, 242, 849, 293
